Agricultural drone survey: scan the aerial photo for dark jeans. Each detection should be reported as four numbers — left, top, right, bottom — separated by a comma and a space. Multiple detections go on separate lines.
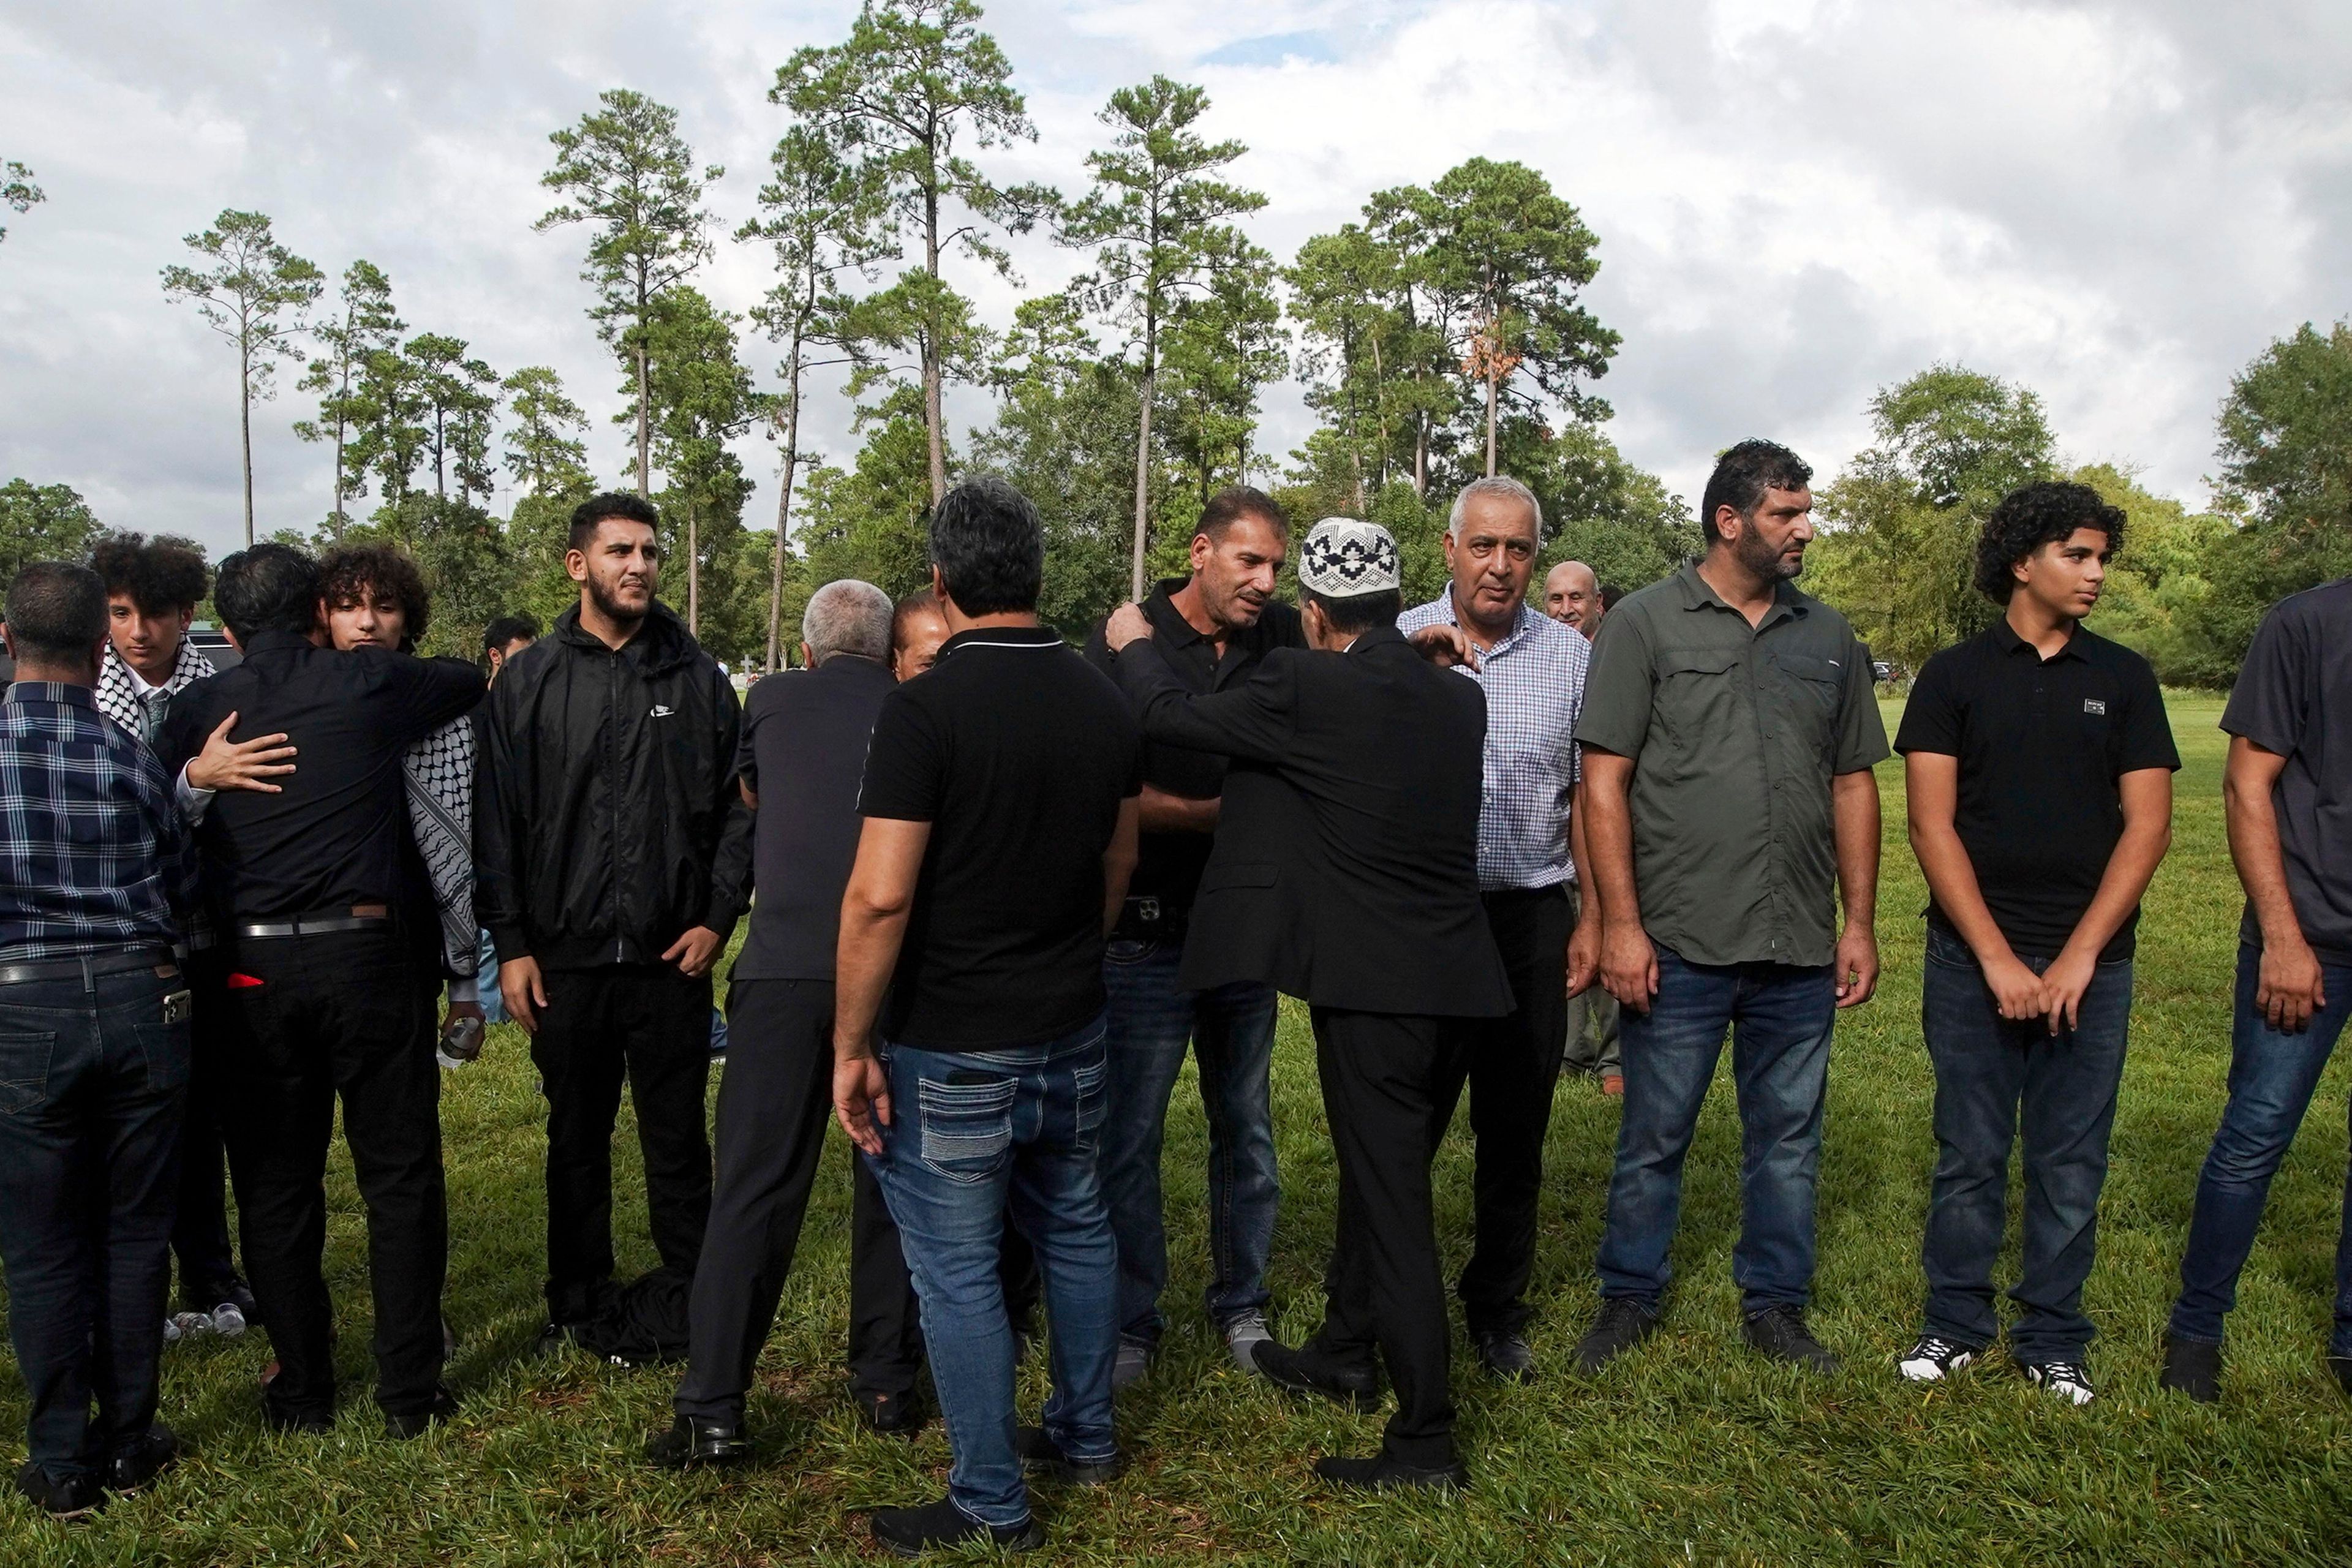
866, 1017, 1118, 1530
1596, 944, 1836, 1315
0, 961, 187, 1479
170, 952, 239, 1304
674, 979, 834, 1422
1098, 937, 1279, 1342
848, 1156, 1040, 1401
531, 963, 713, 1325
215, 927, 445, 1419
1918, 925, 2132, 1361
1433, 884, 1572, 1335
1309, 1006, 1466, 1471
2171, 943, 2352, 1351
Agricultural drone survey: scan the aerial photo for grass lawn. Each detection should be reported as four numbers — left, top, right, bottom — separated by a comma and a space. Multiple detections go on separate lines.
9, 690, 2352, 1564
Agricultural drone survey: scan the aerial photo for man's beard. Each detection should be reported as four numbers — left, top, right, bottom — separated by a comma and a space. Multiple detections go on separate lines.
1735, 530, 1804, 582
587, 574, 650, 625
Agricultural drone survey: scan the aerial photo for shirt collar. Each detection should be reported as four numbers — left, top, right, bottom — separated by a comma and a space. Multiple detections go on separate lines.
940, 625, 1065, 657
1989, 615, 2086, 663
6, 681, 98, 709
1675, 560, 1806, 629
1143, 579, 1210, 648
1419, 590, 1538, 652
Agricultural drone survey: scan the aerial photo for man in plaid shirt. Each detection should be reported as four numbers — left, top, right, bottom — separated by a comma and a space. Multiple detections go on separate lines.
1396, 475, 1594, 1384
0, 561, 196, 1517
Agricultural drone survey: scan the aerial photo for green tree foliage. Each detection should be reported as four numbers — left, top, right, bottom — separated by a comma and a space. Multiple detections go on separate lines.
1287, 224, 1411, 511
502, 366, 593, 500
160, 209, 324, 544
640, 287, 762, 642
537, 88, 722, 497
796, 384, 940, 608
0, 480, 104, 587
1528, 421, 1701, 590
1058, 75, 1266, 597
1159, 225, 1286, 505
2070, 461, 2229, 685
777, 0, 1053, 508
406, 333, 502, 505
350, 342, 429, 511
295, 260, 402, 537
2, 159, 44, 247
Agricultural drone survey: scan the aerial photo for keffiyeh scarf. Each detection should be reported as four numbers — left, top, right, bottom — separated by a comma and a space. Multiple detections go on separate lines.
405, 717, 477, 979
94, 639, 214, 744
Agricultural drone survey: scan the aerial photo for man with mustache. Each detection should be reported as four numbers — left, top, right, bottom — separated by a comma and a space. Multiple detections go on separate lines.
1080, 486, 1303, 1387
474, 493, 753, 1357
1571, 439, 1888, 1377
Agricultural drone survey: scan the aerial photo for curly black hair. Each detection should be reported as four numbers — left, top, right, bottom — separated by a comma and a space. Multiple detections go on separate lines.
88, 532, 209, 616
316, 543, 431, 649
1973, 481, 2126, 603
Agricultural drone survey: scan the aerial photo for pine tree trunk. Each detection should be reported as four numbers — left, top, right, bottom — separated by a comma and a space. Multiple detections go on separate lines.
239, 338, 255, 546
1485, 344, 1499, 479
922, 178, 947, 508
766, 346, 804, 674
331, 420, 347, 539
688, 495, 699, 636
635, 340, 652, 499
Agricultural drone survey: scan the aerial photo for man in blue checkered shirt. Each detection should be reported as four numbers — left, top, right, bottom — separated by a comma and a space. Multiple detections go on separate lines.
0, 561, 196, 1517
1396, 475, 1594, 1384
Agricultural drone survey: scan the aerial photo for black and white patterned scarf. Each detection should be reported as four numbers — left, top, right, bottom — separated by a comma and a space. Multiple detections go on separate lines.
94, 639, 214, 744
405, 717, 477, 979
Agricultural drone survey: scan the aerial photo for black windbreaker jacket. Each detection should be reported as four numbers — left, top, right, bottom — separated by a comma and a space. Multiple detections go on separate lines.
474, 601, 753, 971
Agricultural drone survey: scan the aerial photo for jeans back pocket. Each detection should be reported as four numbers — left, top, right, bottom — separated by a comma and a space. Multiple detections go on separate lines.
916, 1074, 1017, 1184
0, 1029, 58, 1117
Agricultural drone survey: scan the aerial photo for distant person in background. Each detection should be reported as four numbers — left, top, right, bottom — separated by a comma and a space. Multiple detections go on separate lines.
1542, 560, 1603, 641
0, 562, 195, 1518
317, 546, 484, 1068
891, 589, 950, 680
2163, 570, 2352, 1403
88, 534, 260, 1339
1600, 583, 1626, 616
1894, 483, 2176, 1406
1538, 559, 1621, 1093
473, 615, 538, 1026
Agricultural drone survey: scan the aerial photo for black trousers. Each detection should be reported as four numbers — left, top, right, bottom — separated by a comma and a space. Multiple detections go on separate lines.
1433, 884, 1572, 1334
674, 979, 834, 1420
531, 963, 713, 1325
169, 951, 239, 1305
850, 1147, 1042, 1400
214, 927, 445, 1419
1308, 1006, 1466, 1470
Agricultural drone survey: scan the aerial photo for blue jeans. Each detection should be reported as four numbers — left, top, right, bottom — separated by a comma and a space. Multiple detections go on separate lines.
865, 1016, 1119, 1529
0, 962, 189, 1479
476, 929, 506, 1026
1919, 925, 2132, 1361
1098, 939, 1279, 1342
1596, 945, 1836, 1314
2170, 943, 2352, 1351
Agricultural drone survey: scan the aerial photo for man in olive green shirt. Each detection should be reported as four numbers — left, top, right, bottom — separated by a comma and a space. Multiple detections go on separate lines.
1567, 439, 1887, 1376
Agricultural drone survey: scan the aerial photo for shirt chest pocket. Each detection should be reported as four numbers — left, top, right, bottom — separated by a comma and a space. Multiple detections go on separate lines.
1654, 649, 1744, 747
1769, 652, 1844, 728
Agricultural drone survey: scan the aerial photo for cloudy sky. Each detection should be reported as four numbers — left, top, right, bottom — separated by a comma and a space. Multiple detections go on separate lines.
3, 0, 2348, 560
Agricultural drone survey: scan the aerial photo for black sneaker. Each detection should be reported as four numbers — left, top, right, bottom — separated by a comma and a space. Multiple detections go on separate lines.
1743, 1305, 1839, 1373
385, 1386, 461, 1440
2021, 1360, 2095, 1406
1250, 1340, 1383, 1412
1313, 1452, 1469, 1492
2159, 1332, 2221, 1404
1473, 1328, 1537, 1384
2329, 1353, 2352, 1400
1573, 1297, 1662, 1374
1895, 1334, 1979, 1383
12, 1463, 104, 1519
1016, 1425, 1125, 1486
644, 1413, 751, 1469
869, 1496, 1044, 1556
856, 1387, 929, 1438
108, 1424, 178, 1492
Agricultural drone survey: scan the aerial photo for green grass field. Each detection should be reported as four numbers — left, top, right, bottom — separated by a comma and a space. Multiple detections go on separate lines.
8, 691, 2352, 1564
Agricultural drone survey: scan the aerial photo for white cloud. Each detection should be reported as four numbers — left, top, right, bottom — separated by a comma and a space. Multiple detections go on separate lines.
1, 0, 2346, 564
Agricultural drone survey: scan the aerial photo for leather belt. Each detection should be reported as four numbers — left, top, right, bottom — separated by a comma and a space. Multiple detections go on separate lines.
233, 909, 392, 941
0, 946, 176, 987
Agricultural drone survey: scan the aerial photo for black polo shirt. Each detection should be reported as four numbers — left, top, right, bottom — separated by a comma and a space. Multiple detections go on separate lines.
1082, 579, 1305, 919
858, 625, 1141, 1050
1895, 619, 2179, 960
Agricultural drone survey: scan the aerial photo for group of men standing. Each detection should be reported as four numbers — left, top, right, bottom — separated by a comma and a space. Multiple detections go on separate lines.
4, 438, 2352, 1555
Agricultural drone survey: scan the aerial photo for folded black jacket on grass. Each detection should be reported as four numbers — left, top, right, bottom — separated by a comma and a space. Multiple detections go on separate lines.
474, 602, 753, 971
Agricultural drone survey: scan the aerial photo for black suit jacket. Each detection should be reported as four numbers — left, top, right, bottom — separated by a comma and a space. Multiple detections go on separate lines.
1114, 623, 1510, 1018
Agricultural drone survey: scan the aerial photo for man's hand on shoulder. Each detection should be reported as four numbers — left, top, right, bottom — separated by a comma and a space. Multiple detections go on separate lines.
1106, 602, 1153, 652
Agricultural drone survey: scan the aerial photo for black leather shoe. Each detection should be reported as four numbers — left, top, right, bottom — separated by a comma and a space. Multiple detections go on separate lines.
1314, 1452, 1468, 1492
1743, 1305, 1839, 1373
856, 1387, 929, 1438
13, 1462, 105, 1519
870, 1496, 1044, 1556
2330, 1353, 2352, 1400
108, 1424, 179, 1492
385, 1387, 460, 1440
1573, 1297, 1662, 1374
1251, 1340, 1382, 1412
644, 1414, 752, 1469
1474, 1329, 1537, 1384
1016, 1425, 1125, 1485
260, 1396, 335, 1435
2160, 1333, 2221, 1403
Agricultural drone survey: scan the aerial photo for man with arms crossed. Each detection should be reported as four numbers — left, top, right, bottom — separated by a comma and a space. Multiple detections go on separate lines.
1398, 477, 1591, 1380
1894, 482, 2176, 1404
834, 478, 1140, 1555
2163, 568, 2352, 1401
1572, 439, 1887, 1376
1082, 485, 1300, 1385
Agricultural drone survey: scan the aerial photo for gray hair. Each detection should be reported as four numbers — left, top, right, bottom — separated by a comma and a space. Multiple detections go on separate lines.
1447, 475, 1543, 539
801, 579, 893, 666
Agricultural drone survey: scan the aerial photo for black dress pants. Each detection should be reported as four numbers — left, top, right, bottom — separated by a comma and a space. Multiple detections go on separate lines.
169, 952, 240, 1305
214, 927, 445, 1420
673, 979, 835, 1421
1433, 884, 1572, 1334
531, 963, 713, 1325
1307, 1006, 1466, 1470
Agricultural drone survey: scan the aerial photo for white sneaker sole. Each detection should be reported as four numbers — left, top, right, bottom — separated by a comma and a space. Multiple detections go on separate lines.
1897, 1352, 1976, 1382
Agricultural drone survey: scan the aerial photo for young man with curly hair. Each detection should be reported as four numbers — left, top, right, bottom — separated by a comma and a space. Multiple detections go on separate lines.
1893, 481, 2177, 1404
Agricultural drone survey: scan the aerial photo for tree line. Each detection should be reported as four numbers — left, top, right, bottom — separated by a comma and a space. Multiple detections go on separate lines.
6, 0, 2347, 682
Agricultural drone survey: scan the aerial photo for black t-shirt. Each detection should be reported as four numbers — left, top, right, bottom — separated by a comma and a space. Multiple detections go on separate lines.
858, 625, 1142, 1049
2223, 578, 2352, 966
1895, 619, 2179, 960
1081, 579, 1305, 917
733, 654, 897, 982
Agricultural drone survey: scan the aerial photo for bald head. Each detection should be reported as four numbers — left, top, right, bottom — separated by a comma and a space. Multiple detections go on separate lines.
1544, 560, 1602, 637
